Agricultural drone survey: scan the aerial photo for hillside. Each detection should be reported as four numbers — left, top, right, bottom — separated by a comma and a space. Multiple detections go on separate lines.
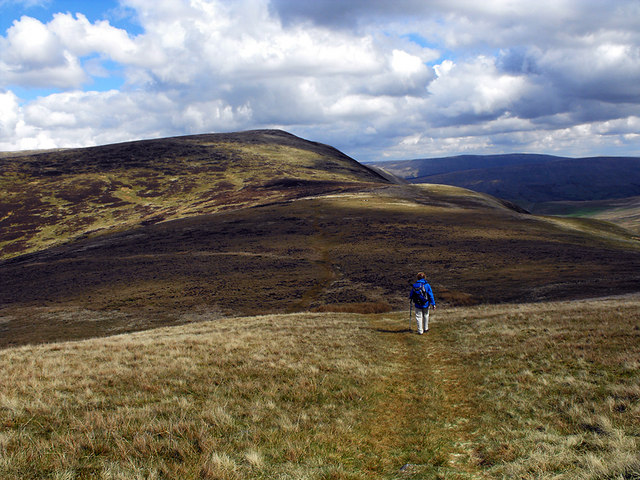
374, 153, 565, 179
1, 131, 640, 347
0, 129, 388, 259
2, 130, 640, 478
533, 196, 640, 234
416, 157, 640, 206
372, 155, 640, 227
2, 189, 640, 347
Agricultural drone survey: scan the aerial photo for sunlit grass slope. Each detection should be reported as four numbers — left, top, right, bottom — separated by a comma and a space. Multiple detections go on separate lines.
533, 196, 640, 234
1, 295, 638, 479
0, 130, 387, 259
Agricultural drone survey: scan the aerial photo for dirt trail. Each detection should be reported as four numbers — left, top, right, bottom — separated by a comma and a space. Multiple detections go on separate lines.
368, 315, 482, 479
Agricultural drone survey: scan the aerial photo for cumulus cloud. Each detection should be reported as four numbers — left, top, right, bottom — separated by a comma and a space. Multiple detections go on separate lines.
536, 42, 640, 104
0, 90, 21, 138
0, 12, 145, 88
0, 0, 639, 159
0, 15, 85, 88
426, 57, 530, 125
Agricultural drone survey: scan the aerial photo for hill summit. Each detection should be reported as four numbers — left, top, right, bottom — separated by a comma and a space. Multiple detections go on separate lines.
0, 130, 388, 259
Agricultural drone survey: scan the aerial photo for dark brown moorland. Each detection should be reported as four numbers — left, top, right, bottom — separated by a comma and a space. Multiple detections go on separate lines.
1, 130, 640, 348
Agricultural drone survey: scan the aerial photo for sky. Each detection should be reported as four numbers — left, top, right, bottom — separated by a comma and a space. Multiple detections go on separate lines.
1, 0, 639, 161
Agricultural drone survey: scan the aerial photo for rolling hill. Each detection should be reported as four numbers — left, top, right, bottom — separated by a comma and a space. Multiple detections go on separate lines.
0, 129, 387, 260
1, 130, 640, 347
373, 153, 565, 179
373, 155, 640, 231
533, 195, 640, 233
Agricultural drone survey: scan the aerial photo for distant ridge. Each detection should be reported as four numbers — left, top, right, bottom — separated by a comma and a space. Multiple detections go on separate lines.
373, 153, 565, 179
371, 154, 640, 208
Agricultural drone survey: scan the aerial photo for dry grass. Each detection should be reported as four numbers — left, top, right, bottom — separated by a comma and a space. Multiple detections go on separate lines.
1, 296, 639, 479
439, 295, 640, 479
311, 302, 392, 314
1, 312, 458, 479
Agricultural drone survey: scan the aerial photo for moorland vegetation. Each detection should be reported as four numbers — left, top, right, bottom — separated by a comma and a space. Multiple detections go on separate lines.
2, 131, 639, 346
1, 130, 639, 478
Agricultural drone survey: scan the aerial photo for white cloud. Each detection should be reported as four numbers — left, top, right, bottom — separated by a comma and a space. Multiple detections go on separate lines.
1, 0, 442, 149
0, 15, 88, 88
326, 94, 397, 119
47, 13, 143, 65
4, 15, 61, 66
0, 0, 639, 159
427, 56, 529, 123
0, 13, 136, 88
0, 89, 54, 151
536, 40, 640, 104
0, 90, 21, 138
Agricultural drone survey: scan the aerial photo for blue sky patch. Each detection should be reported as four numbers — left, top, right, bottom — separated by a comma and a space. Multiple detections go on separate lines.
0, 0, 143, 35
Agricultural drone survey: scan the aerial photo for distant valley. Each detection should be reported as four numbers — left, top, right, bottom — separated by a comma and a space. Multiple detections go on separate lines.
372, 154, 640, 233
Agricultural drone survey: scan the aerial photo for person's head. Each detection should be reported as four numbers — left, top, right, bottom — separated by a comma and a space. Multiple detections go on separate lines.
417, 272, 425, 280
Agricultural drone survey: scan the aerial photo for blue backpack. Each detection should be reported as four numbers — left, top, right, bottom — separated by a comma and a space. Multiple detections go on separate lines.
410, 283, 428, 307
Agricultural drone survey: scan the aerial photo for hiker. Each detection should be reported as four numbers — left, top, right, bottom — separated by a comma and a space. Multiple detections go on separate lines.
409, 272, 436, 334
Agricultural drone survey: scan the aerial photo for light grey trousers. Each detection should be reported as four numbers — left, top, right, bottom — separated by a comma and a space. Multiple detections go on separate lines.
415, 307, 430, 334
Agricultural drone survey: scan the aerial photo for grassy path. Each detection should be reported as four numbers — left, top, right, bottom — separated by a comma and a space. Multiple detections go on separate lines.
365, 314, 482, 479
0, 309, 483, 479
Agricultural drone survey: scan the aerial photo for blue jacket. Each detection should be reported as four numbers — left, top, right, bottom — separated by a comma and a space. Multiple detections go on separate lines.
409, 279, 435, 308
